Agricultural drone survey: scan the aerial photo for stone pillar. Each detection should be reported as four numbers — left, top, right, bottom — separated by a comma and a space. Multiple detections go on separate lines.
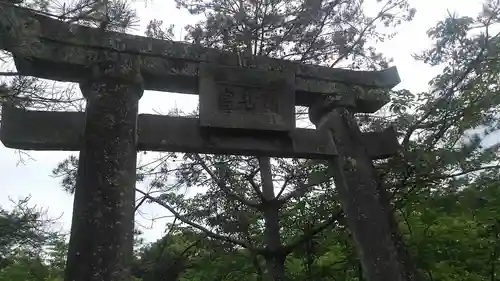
64, 56, 143, 281
308, 97, 404, 281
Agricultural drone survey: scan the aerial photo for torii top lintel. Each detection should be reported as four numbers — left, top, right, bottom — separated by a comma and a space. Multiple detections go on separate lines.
0, 3, 401, 113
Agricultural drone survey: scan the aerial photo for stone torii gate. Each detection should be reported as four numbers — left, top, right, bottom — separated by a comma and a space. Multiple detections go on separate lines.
0, 4, 405, 281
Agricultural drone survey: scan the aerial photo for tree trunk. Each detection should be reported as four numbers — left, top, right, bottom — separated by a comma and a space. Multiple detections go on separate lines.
258, 157, 286, 281
264, 254, 286, 281
251, 252, 264, 281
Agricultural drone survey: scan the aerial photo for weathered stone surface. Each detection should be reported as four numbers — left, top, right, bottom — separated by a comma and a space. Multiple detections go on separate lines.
0, 103, 84, 150
309, 104, 404, 281
1, 105, 399, 159
138, 114, 336, 158
0, 3, 400, 113
63, 58, 143, 281
199, 63, 295, 131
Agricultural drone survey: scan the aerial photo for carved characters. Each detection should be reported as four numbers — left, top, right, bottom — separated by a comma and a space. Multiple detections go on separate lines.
238, 89, 255, 110
217, 85, 280, 115
199, 63, 295, 131
219, 86, 234, 112
216, 86, 258, 113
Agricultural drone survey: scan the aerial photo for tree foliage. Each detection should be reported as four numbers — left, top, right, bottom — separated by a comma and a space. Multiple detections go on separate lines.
0, 197, 65, 281
137, 0, 416, 280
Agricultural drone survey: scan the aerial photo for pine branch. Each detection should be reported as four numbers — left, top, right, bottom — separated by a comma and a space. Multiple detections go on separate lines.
136, 188, 263, 253
329, 0, 403, 67
402, 20, 500, 148
192, 154, 261, 208
283, 209, 344, 254
245, 169, 265, 201
277, 182, 314, 204
275, 177, 290, 200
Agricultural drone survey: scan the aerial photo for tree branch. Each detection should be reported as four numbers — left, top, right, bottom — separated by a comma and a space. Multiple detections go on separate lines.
275, 177, 290, 200
283, 209, 344, 254
134, 196, 147, 213
329, 1, 400, 67
246, 168, 265, 201
136, 188, 262, 253
406, 164, 500, 187
298, 0, 337, 63
402, 22, 500, 148
277, 182, 313, 204
165, 239, 201, 271
278, 172, 332, 204
192, 154, 261, 208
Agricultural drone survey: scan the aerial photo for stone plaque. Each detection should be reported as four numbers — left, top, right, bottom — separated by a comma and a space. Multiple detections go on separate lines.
199, 63, 295, 131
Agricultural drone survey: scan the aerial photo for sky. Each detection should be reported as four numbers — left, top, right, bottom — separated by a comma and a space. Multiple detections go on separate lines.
0, 0, 489, 243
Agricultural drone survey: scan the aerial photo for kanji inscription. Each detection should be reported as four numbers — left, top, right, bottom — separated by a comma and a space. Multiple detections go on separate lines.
217, 84, 279, 113
199, 63, 295, 131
